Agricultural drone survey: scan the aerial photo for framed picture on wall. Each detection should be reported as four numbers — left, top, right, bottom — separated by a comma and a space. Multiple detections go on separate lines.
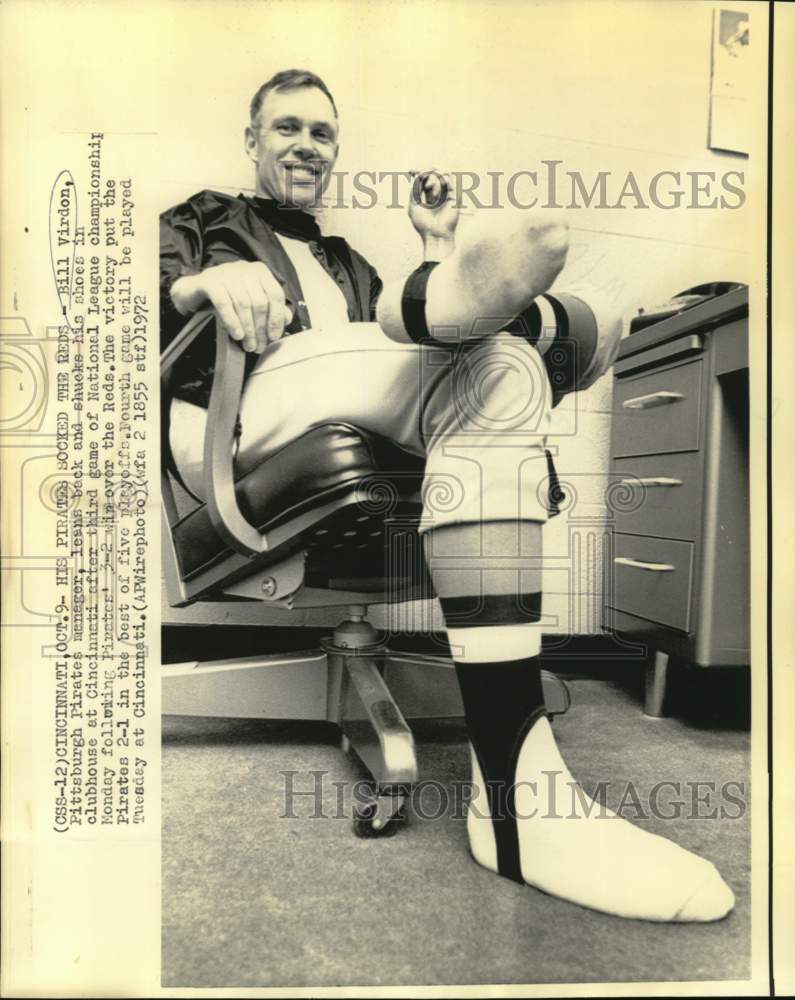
709, 7, 751, 154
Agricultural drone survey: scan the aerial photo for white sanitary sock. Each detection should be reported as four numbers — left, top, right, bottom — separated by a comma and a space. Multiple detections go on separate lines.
466, 717, 735, 922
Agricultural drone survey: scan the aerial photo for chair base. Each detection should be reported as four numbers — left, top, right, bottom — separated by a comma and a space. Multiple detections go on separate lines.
162, 616, 571, 835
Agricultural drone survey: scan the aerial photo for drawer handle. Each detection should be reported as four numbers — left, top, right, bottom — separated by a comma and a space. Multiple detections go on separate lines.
614, 556, 675, 572
619, 477, 683, 487
622, 390, 684, 409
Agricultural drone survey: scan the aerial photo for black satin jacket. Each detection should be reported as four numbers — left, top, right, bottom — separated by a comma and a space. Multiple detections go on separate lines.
160, 189, 383, 408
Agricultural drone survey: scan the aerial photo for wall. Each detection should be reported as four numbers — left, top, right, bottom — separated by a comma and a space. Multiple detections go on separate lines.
156, 0, 762, 634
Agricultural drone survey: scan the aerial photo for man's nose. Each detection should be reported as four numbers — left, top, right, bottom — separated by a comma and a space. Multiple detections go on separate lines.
292, 128, 319, 157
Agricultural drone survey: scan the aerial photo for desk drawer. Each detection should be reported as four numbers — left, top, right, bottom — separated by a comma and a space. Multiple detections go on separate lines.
612, 360, 703, 457
608, 534, 693, 631
610, 453, 703, 541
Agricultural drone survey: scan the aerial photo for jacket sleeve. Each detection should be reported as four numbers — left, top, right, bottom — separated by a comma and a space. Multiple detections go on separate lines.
348, 246, 382, 321
367, 260, 383, 321
159, 197, 206, 351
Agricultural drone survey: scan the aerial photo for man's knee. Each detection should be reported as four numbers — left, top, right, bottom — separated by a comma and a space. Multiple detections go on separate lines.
444, 334, 552, 438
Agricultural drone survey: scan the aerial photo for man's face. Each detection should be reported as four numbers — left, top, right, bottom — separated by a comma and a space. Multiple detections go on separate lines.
245, 86, 339, 209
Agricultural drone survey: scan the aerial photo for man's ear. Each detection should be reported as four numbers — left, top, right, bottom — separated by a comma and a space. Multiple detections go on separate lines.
244, 125, 258, 164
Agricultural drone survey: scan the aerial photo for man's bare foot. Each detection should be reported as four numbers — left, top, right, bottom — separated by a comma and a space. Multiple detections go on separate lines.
376, 208, 569, 344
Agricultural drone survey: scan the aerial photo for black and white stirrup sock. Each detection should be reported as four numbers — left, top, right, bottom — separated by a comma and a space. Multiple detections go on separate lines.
440, 588, 736, 923
399, 260, 440, 344
454, 654, 546, 883
395, 260, 619, 408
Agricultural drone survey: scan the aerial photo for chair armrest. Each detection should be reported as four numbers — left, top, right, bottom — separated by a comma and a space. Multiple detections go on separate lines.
161, 308, 267, 559
203, 317, 268, 558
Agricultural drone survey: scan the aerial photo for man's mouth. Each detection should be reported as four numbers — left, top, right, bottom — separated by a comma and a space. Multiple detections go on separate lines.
283, 162, 323, 184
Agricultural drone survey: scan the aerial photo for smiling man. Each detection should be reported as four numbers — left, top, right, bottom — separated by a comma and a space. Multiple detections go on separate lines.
160, 68, 734, 925
246, 79, 338, 209
160, 69, 377, 363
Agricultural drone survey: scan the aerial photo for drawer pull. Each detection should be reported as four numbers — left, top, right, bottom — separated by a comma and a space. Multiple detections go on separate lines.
619, 477, 683, 487
622, 390, 684, 409
614, 556, 675, 572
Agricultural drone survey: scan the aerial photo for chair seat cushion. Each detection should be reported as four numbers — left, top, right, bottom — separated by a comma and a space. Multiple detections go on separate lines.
173, 422, 426, 580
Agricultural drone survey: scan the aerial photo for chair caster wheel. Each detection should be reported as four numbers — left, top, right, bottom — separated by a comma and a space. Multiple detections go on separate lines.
541, 670, 571, 718
352, 793, 407, 838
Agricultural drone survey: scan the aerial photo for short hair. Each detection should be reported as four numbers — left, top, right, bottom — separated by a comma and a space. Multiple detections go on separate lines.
249, 69, 338, 125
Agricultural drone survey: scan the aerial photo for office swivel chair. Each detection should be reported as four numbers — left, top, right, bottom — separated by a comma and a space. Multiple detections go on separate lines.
161, 311, 570, 835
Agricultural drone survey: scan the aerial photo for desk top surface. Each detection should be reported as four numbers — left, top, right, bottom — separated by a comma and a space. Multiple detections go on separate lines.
618, 287, 748, 361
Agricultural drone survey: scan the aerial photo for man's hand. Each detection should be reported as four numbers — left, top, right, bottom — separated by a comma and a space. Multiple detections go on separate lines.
170, 260, 291, 353
409, 169, 459, 260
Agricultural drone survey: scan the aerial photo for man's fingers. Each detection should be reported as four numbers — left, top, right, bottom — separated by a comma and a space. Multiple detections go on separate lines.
212, 281, 257, 351
201, 261, 287, 352
256, 266, 287, 345
232, 281, 258, 352
418, 168, 446, 206
266, 302, 285, 346
244, 269, 271, 352
211, 286, 247, 346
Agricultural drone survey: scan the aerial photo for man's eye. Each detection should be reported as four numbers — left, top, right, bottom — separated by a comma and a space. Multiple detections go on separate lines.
313, 130, 333, 143
277, 123, 297, 134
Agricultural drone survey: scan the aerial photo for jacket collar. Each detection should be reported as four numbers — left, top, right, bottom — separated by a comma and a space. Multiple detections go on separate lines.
245, 195, 322, 243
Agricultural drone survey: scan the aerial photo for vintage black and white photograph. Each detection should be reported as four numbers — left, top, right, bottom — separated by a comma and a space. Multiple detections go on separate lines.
3, 0, 790, 995
157, 0, 764, 989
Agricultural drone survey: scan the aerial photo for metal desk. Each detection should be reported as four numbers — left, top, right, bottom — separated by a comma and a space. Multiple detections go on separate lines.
603, 288, 749, 715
